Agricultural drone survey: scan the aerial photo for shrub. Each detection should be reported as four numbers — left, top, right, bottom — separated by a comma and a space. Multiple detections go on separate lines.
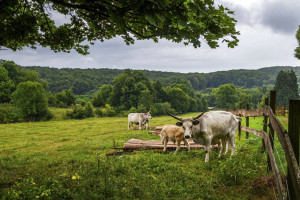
65, 106, 86, 119
80, 100, 86, 107
84, 102, 94, 118
95, 104, 116, 117
0, 103, 19, 123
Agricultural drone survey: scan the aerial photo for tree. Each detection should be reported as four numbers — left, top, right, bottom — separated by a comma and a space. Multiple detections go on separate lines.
274, 70, 299, 107
110, 69, 153, 109
138, 89, 153, 110
168, 87, 189, 113
12, 81, 50, 122
215, 84, 238, 109
0, 0, 239, 54
0, 66, 15, 103
238, 93, 253, 108
53, 89, 76, 107
92, 84, 112, 107
295, 25, 300, 59
153, 80, 167, 103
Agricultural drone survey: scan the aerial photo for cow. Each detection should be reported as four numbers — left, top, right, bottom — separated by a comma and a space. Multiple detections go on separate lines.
160, 125, 190, 154
167, 111, 241, 162
128, 111, 152, 130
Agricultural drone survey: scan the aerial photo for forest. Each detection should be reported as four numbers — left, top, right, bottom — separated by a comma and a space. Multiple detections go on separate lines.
0, 59, 299, 123
24, 65, 300, 95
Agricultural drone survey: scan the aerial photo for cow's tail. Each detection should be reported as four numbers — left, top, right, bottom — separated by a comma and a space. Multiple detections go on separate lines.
235, 116, 242, 136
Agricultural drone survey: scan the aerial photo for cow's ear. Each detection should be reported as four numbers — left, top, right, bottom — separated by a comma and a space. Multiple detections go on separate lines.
176, 122, 183, 126
192, 120, 199, 125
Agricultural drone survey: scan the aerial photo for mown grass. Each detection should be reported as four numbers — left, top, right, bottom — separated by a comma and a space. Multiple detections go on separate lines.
0, 111, 288, 199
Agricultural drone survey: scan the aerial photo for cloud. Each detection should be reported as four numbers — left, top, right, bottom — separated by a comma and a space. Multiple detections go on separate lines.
222, 0, 300, 34
259, 0, 300, 34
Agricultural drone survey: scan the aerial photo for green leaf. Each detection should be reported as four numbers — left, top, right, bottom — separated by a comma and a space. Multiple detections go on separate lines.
145, 15, 157, 26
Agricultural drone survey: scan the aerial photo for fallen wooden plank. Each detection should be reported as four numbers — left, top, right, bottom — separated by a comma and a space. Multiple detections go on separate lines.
123, 138, 218, 151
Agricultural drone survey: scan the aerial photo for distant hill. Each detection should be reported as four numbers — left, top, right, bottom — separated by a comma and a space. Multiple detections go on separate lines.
24, 66, 300, 95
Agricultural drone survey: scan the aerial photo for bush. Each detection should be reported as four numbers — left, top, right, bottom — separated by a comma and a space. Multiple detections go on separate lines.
95, 104, 116, 117
123, 106, 138, 117
65, 106, 86, 119
80, 100, 86, 107
84, 102, 94, 118
0, 103, 19, 123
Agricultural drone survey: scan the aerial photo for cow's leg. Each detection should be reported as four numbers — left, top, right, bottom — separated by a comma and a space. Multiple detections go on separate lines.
205, 137, 212, 162
218, 139, 226, 158
175, 140, 181, 154
163, 138, 168, 152
224, 139, 229, 154
139, 120, 142, 130
128, 121, 130, 130
229, 135, 236, 156
217, 140, 222, 158
183, 138, 190, 151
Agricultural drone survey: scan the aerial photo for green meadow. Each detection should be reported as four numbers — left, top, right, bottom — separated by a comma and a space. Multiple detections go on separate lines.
0, 110, 288, 199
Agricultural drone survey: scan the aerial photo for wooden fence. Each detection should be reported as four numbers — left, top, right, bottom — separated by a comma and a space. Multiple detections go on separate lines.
226, 92, 300, 200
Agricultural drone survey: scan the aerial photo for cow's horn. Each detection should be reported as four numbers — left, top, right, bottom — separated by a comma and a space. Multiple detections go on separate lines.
148, 107, 151, 113
192, 111, 207, 120
166, 110, 182, 121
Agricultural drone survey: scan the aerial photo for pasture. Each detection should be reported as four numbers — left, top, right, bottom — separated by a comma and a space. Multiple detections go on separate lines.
0, 111, 288, 199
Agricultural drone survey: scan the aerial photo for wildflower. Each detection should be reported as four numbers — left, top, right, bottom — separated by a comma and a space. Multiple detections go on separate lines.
72, 176, 76, 180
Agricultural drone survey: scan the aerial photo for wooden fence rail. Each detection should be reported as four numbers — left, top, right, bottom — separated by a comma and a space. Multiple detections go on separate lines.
241, 125, 286, 199
238, 103, 300, 200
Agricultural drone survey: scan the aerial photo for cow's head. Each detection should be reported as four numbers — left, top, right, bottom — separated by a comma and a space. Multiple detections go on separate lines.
144, 109, 152, 120
166, 111, 206, 139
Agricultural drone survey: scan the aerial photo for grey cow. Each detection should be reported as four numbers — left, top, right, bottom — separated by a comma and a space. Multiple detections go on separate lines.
167, 111, 241, 162
128, 111, 152, 130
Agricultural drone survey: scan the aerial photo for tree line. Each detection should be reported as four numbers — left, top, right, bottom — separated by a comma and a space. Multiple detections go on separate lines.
24, 65, 300, 95
0, 60, 299, 123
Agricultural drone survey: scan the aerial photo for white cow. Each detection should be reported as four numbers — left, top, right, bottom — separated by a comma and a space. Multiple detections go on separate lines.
128, 111, 152, 130
167, 111, 241, 162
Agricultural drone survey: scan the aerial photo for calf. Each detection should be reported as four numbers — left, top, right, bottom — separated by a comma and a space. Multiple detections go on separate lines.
160, 125, 190, 154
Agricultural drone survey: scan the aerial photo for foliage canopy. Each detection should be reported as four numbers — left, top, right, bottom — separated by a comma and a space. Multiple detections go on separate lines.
274, 70, 299, 107
295, 26, 300, 60
0, 0, 239, 54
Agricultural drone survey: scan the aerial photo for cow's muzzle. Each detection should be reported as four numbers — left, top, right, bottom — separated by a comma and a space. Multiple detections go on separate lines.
185, 135, 191, 139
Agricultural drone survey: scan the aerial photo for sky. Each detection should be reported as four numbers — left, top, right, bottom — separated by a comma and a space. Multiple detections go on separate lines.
1, 0, 300, 73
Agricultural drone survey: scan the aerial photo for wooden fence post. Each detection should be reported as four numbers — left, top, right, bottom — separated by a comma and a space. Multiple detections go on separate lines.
281, 105, 285, 116
239, 103, 242, 141
262, 98, 269, 153
287, 100, 300, 200
267, 90, 276, 172
246, 104, 249, 139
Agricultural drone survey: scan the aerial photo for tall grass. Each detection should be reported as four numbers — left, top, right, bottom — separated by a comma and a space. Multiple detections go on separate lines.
0, 112, 288, 199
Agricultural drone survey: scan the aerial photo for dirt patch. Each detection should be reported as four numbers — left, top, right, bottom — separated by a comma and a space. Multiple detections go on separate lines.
250, 175, 286, 199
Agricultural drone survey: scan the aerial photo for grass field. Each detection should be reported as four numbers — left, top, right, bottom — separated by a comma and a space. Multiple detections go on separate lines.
0, 111, 289, 199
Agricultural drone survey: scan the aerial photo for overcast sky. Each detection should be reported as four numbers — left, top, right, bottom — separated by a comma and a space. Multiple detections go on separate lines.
1, 0, 300, 73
